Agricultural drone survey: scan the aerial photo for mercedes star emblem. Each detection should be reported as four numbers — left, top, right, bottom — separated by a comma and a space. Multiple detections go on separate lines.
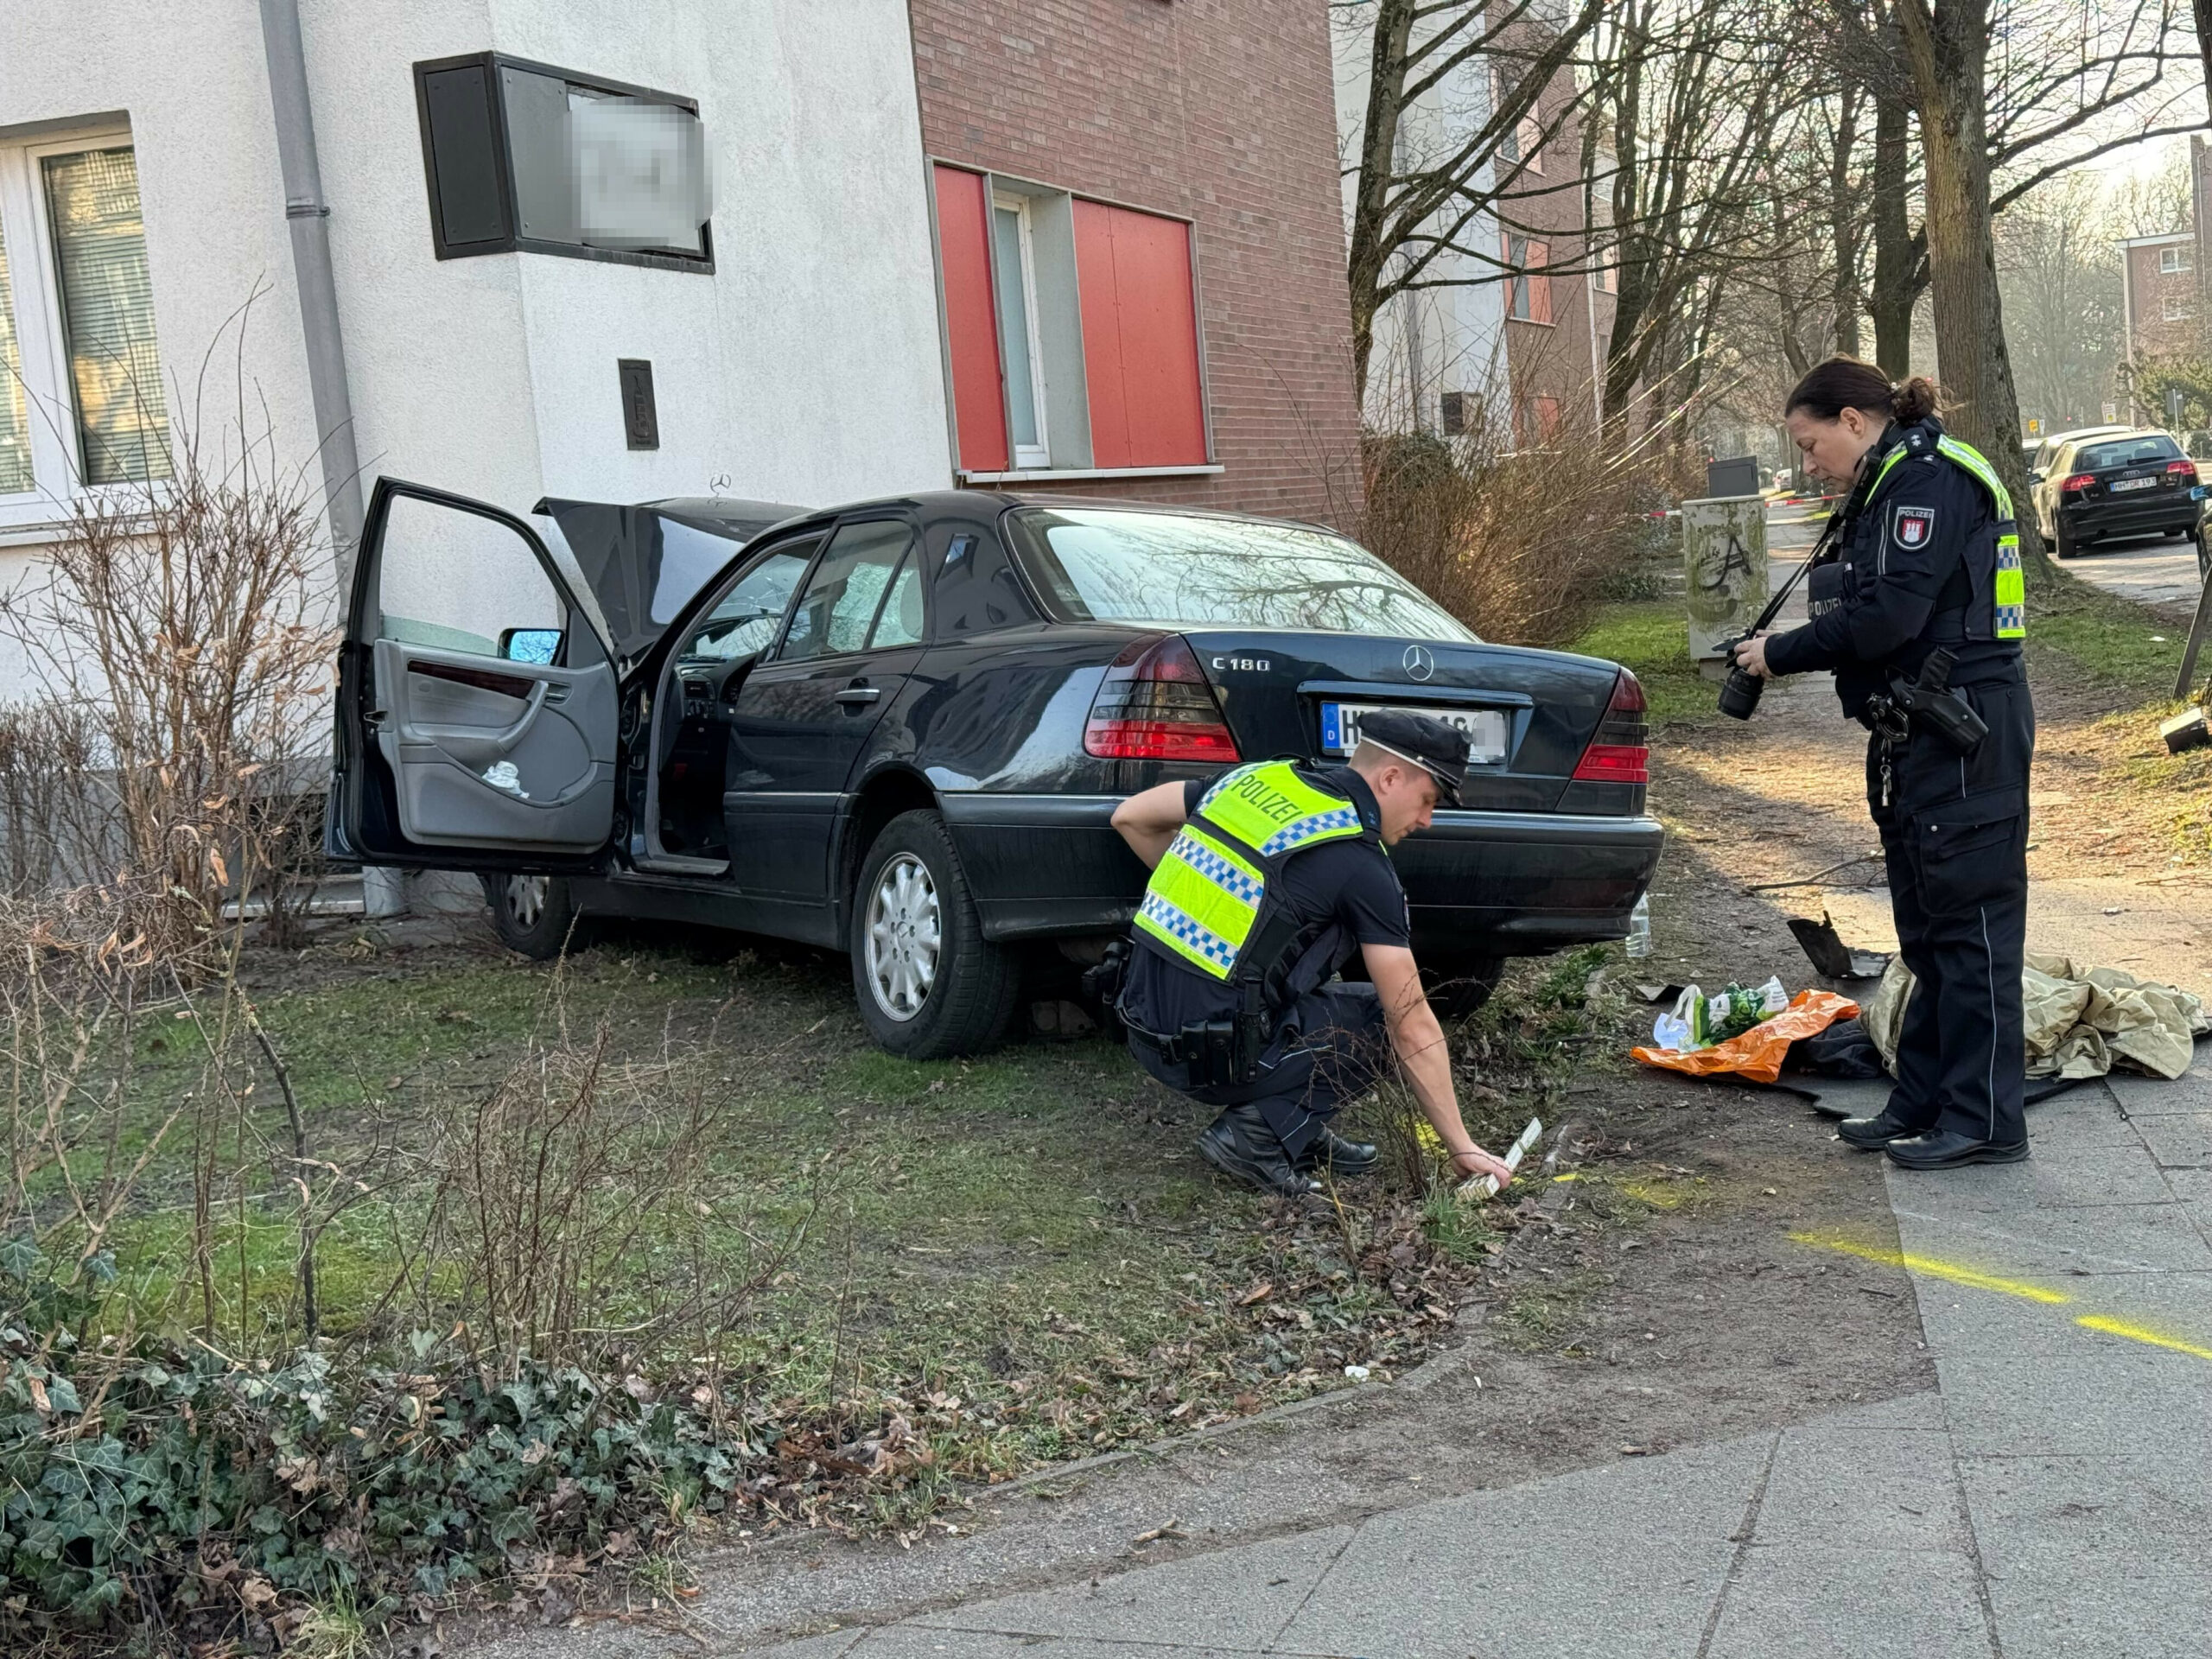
1402, 644, 1434, 681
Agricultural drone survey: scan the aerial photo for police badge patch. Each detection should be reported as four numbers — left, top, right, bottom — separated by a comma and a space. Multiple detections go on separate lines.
1892, 505, 1935, 549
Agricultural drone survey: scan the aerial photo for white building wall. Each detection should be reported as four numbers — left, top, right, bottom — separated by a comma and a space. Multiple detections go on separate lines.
0, 0, 954, 691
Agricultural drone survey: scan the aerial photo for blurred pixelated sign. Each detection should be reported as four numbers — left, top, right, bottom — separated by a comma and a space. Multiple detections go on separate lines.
414, 53, 714, 270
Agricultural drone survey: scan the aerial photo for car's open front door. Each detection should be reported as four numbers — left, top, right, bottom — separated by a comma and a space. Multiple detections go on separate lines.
327, 479, 623, 871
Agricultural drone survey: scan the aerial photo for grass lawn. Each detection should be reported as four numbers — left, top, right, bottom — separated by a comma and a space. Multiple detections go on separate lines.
26, 929, 1576, 1518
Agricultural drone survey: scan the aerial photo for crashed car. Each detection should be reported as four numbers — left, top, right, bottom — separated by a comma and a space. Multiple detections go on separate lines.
327, 480, 1664, 1058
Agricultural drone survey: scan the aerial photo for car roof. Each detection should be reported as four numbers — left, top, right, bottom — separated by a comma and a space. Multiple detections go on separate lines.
644, 495, 810, 529
769, 488, 1344, 541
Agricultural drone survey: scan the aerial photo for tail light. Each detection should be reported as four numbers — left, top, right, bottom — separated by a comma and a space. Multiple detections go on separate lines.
2171, 460, 2199, 483
1572, 669, 1649, 785
2061, 472, 2096, 494
1083, 635, 1241, 763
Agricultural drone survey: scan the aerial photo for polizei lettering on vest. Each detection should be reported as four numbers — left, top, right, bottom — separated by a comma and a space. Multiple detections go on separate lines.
1227, 772, 1303, 823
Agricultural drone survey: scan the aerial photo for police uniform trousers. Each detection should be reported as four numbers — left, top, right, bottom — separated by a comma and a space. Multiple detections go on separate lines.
1129, 982, 1390, 1158
1865, 671, 2035, 1145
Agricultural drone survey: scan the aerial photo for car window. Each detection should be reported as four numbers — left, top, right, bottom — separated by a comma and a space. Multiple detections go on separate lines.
778, 519, 915, 664
2077, 435, 2180, 470
931, 524, 1037, 635
682, 540, 815, 661
867, 551, 926, 650
1005, 507, 1478, 641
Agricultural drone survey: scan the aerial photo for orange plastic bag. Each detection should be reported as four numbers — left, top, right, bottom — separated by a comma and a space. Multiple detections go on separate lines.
1631, 989, 1860, 1085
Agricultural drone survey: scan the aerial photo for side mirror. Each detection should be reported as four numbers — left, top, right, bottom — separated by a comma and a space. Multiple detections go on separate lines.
500, 627, 563, 664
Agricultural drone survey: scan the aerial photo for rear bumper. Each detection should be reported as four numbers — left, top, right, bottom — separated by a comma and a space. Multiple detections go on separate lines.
939, 791, 1666, 957
2060, 493, 2200, 541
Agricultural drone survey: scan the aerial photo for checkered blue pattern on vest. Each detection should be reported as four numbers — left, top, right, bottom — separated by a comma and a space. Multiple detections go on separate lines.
1259, 805, 1362, 858
1168, 831, 1263, 905
1136, 891, 1238, 971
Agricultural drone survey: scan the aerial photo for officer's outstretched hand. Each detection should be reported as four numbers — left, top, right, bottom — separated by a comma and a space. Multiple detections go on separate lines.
1452, 1147, 1516, 1189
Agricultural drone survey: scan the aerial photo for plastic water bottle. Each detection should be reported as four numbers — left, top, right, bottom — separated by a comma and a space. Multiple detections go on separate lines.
1625, 893, 1653, 959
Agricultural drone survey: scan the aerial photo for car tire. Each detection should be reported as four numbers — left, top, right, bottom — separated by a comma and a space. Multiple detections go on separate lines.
851, 809, 1022, 1058
2053, 522, 2077, 560
1423, 956, 1503, 1022
480, 873, 588, 959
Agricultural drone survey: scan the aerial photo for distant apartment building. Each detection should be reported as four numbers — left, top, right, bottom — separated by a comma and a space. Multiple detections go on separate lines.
2119, 232, 2196, 374
1333, 12, 1616, 448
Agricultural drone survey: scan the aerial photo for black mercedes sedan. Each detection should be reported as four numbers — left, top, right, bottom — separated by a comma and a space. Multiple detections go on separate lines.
328, 480, 1662, 1058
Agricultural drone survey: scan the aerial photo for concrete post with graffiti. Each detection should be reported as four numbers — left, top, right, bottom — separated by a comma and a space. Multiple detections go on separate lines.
1682, 495, 1769, 663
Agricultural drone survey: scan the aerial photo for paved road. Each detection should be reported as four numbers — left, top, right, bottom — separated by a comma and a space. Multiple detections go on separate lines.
760, 1067, 2212, 1657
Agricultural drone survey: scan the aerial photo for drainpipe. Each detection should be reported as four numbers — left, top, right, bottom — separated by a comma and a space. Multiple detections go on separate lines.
257, 0, 404, 918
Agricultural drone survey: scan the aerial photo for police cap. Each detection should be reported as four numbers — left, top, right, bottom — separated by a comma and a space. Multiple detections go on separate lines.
1355, 709, 1468, 806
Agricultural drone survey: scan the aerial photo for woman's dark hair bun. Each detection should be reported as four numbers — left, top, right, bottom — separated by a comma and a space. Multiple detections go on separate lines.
1889, 375, 1938, 423
1785, 355, 1940, 426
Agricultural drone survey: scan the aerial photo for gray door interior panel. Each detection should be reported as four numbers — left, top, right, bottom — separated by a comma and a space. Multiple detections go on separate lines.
374, 639, 617, 849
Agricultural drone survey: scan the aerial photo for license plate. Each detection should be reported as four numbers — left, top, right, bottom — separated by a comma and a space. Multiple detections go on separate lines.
1319, 702, 1508, 763
2111, 475, 2158, 493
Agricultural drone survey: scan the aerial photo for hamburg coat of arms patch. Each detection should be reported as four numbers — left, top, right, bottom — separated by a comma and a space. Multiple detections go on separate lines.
1891, 505, 1935, 550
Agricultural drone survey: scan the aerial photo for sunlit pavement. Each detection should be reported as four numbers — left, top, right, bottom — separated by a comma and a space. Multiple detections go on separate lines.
2051, 532, 2204, 612
751, 1072, 2212, 1657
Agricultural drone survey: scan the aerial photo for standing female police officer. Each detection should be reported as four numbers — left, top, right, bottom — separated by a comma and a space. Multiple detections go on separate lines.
1732, 358, 2034, 1168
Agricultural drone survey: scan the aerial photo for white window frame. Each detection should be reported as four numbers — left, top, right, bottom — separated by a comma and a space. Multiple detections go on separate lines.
2165, 294, 2195, 322
0, 122, 172, 541
2161, 245, 2191, 275
991, 191, 1052, 471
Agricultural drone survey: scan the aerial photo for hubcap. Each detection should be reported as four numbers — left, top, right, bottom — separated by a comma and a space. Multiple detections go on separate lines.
505, 874, 549, 930
863, 853, 941, 1022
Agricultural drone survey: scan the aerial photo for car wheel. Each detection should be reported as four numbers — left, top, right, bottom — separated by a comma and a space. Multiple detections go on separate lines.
851, 809, 1021, 1058
480, 872, 587, 959
1423, 956, 1503, 1022
2053, 522, 2077, 560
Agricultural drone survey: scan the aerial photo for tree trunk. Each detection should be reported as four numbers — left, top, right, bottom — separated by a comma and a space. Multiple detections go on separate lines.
1829, 86, 1863, 357
1345, 0, 1419, 408
1895, 0, 2047, 573
1867, 88, 1916, 376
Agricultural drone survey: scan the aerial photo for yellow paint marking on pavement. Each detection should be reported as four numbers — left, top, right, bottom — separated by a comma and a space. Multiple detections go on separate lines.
2075, 1315, 2212, 1363
1788, 1231, 2072, 1305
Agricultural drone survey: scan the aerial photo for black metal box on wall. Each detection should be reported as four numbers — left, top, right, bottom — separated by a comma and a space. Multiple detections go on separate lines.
412, 52, 715, 273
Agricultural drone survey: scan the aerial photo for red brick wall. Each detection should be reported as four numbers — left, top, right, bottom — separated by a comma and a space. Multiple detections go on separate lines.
906, 0, 1365, 528
2126, 243, 2198, 365
1498, 61, 1610, 441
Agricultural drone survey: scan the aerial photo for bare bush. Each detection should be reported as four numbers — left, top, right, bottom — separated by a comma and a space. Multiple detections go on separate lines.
0, 306, 339, 969
1358, 400, 1668, 648
404, 1006, 810, 1380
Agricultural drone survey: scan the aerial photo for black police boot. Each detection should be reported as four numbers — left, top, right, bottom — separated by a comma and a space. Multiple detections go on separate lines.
1294, 1128, 1380, 1177
1885, 1130, 2031, 1170
1836, 1106, 1922, 1150
1198, 1105, 1321, 1199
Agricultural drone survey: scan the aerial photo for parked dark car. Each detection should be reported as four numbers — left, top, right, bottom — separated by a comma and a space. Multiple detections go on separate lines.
2033, 429, 2206, 567
328, 481, 1664, 1058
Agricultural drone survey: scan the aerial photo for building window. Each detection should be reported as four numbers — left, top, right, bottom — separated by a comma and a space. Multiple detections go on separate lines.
1505, 234, 1554, 324
1440, 391, 1467, 436
1519, 394, 1563, 447
0, 126, 171, 515
2165, 295, 2195, 322
2162, 246, 2192, 275
931, 163, 1209, 477
991, 194, 1051, 470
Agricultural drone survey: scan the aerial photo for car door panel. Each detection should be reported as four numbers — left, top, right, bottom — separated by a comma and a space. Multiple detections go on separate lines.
373, 639, 617, 849
327, 478, 621, 871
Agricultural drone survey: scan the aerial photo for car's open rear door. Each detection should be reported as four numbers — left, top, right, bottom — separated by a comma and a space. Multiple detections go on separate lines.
327, 479, 623, 872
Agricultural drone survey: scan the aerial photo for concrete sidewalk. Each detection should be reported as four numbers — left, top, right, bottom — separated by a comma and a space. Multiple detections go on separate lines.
760, 1069, 2212, 1658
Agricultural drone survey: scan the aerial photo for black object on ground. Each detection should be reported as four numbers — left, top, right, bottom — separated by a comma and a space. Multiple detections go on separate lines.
1789, 911, 1891, 980
1801, 1016, 1887, 1079
2160, 707, 2211, 755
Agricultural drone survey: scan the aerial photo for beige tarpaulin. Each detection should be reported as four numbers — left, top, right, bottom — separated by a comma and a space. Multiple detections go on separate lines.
1862, 954, 2209, 1081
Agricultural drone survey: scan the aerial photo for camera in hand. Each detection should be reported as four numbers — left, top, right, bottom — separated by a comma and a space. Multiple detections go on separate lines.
1716, 634, 1764, 721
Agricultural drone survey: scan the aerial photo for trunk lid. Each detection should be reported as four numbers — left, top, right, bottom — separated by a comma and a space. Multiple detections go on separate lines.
1178, 630, 1624, 813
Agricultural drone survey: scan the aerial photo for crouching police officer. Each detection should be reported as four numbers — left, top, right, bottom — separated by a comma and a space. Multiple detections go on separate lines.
1104, 710, 1518, 1198
1732, 358, 2035, 1169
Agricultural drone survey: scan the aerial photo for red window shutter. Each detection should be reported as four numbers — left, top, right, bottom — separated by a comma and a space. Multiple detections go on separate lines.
933, 165, 1008, 474
1528, 239, 1553, 325
1073, 200, 1207, 469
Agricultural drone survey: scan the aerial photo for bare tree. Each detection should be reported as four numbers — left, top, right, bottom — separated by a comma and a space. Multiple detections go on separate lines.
1338, 0, 1605, 404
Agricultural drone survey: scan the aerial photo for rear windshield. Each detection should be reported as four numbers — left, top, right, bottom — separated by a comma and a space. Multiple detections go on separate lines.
2077, 435, 2180, 470
1005, 507, 1478, 641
